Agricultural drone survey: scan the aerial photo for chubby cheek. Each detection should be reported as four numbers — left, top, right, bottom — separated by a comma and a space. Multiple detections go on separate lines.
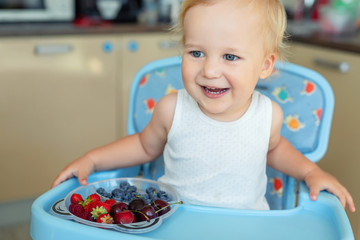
225, 72, 257, 97
181, 60, 197, 88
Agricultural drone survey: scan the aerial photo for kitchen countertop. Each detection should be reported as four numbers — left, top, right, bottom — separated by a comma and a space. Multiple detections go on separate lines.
0, 21, 359, 54
0, 22, 170, 37
287, 20, 360, 54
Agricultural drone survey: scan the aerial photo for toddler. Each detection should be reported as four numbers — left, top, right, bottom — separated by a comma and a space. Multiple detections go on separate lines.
52, 0, 355, 211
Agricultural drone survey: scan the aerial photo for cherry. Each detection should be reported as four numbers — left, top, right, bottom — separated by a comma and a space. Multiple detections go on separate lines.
129, 198, 146, 211
152, 200, 183, 216
109, 202, 129, 217
114, 210, 136, 224
151, 199, 170, 216
135, 205, 158, 222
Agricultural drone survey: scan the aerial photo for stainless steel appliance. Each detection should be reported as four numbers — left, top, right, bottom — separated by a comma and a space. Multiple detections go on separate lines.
0, 0, 75, 22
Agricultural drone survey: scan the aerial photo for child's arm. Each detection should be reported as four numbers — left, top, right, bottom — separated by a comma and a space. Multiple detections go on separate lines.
266, 101, 355, 212
51, 93, 177, 188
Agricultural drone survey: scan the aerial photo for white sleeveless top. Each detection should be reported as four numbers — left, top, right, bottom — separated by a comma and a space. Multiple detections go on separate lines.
158, 89, 272, 210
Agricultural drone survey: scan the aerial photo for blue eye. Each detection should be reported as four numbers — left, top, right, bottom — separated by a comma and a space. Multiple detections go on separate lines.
224, 54, 239, 61
191, 51, 204, 58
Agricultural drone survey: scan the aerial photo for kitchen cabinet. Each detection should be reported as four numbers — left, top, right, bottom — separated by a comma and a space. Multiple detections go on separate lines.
287, 42, 360, 236
0, 35, 119, 202
0, 32, 181, 202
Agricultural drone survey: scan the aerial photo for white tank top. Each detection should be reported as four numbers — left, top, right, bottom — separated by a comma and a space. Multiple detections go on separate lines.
158, 89, 272, 210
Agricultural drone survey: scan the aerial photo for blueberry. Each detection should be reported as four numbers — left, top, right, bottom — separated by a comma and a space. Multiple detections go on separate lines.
113, 196, 123, 201
96, 187, 106, 194
111, 188, 123, 198
140, 194, 151, 204
127, 192, 139, 202
157, 191, 170, 201
146, 187, 156, 196
103, 192, 112, 198
122, 192, 132, 202
96, 187, 112, 198
128, 185, 137, 193
119, 181, 130, 190
132, 192, 140, 198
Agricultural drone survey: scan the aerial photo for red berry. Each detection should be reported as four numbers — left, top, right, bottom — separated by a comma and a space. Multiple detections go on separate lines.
88, 193, 101, 203
84, 201, 98, 213
80, 211, 94, 221
69, 203, 84, 217
96, 213, 114, 224
96, 201, 111, 213
91, 206, 108, 220
104, 199, 117, 207
70, 193, 83, 204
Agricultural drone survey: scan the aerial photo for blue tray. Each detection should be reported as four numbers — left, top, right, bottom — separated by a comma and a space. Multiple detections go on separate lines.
31, 171, 354, 240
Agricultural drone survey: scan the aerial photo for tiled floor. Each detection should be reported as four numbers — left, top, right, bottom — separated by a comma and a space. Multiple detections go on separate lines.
0, 221, 31, 240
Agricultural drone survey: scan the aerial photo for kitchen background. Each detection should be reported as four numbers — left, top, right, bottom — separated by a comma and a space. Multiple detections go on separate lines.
0, 0, 359, 239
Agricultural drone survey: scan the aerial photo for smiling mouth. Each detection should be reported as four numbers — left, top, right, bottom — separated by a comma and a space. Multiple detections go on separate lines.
202, 86, 229, 95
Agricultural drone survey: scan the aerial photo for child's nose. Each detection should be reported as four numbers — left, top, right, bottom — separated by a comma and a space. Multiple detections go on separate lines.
202, 58, 222, 79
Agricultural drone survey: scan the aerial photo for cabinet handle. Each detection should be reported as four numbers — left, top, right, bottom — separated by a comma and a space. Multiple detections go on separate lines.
34, 44, 73, 55
158, 40, 179, 49
314, 58, 350, 73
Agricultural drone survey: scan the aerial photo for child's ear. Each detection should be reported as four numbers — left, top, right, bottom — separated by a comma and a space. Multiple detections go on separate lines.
259, 54, 276, 79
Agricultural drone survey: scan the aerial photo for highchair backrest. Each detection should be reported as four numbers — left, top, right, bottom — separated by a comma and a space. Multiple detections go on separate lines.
127, 56, 334, 210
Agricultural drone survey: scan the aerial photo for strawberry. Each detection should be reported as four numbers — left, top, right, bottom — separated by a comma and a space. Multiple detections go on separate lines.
69, 203, 84, 218
84, 201, 98, 213
70, 193, 83, 204
82, 193, 101, 210
88, 193, 101, 203
96, 201, 111, 213
104, 199, 117, 207
96, 213, 114, 224
91, 206, 108, 220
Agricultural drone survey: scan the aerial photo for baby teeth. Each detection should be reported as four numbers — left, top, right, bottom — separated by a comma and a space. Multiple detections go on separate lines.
205, 87, 227, 94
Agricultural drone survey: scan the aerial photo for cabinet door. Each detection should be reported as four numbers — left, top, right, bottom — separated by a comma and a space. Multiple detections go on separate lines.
288, 43, 360, 230
0, 36, 119, 202
118, 33, 181, 137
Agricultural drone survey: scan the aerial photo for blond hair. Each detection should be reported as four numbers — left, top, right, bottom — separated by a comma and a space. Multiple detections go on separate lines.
172, 0, 288, 61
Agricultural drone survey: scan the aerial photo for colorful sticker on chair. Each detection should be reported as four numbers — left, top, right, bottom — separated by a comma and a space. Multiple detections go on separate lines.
313, 108, 322, 125
144, 98, 156, 113
301, 80, 316, 96
155, 69, 165, 77
166, 84, 177, 95
269, 177, 283, 197
140, 74, 149, 87
284, 114, 305, 131
272, 86, 293, 103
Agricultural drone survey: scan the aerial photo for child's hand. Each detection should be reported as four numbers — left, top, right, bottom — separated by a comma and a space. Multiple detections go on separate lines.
51, 154, 95, 188
304, 167, 355, 212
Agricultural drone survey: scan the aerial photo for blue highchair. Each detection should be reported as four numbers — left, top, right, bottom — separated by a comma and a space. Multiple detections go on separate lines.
31, 56, 354, 239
